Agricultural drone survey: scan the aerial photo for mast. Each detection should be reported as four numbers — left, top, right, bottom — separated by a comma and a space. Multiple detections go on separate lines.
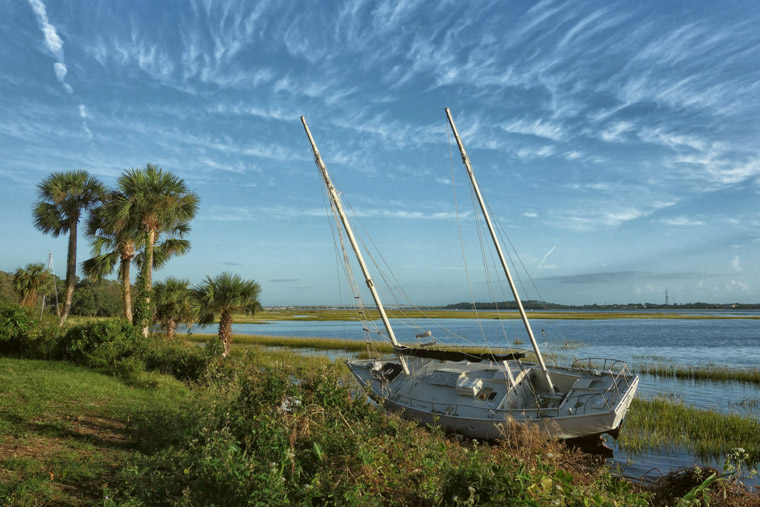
301, 116, 410, 375
444, 108, 554, 392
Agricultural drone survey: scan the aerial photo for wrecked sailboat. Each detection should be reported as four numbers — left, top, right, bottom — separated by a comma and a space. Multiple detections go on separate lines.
300, 111, 638, 440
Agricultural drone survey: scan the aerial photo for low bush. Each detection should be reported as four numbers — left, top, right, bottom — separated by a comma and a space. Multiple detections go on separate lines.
0, 303, 60, 358
0, 303, 217, 385
112, 363, 647, 505
143, 340, 215, 381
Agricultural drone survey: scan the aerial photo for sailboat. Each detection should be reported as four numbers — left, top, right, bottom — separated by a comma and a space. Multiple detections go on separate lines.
300, 110, 639, 441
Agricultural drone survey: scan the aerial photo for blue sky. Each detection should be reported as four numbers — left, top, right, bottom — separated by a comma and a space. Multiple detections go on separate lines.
2, 0, 759, 306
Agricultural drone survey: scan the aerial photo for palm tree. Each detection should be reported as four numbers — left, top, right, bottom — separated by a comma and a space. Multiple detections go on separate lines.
83, 191, 191, 322
114, 164, 199, 335
153, 277, 194, 340
33, 170, 106, 324
13, 263, 50, 307
83, 190, 140, 321
192, 273, 261, 357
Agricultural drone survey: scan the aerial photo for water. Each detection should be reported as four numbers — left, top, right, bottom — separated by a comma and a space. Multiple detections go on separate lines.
211, 316, 760, 482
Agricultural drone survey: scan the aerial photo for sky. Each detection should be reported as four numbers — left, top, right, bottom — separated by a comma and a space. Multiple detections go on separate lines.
1, 0, 760, 307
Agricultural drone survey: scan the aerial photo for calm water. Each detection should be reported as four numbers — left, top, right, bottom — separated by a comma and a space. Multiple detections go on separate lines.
224, 316, 760, 413
226, 315, 760, 368
211, 316, 760, 481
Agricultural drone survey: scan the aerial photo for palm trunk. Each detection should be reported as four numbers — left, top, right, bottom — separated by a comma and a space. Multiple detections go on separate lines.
121, 255, 133, 322
141, 228, 155, 337
167, 318, 177, 340
218, 310, 232, 357
59, 218, 78, 325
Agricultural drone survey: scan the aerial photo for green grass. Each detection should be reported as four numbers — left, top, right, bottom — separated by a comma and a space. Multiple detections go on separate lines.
0, 357, 192, 505
187, 332, 391, 352
0, 354, 651, 506
187, 333, 536, 360
620, 396, 760, 464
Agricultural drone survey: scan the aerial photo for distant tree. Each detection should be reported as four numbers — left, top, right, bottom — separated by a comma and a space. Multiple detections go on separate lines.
115, 165, 199, 336
83, 190, 191, 322
153, 277, 195, 340
192, 273, 261, 356
13, 263, 50, 307
0, 270, 20, 305
33, 170, 106, 325
70, 278, 122, 317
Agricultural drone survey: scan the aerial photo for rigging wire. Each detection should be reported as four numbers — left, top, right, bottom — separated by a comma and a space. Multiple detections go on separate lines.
314, 160, 383, 358
447, 124, 494, 351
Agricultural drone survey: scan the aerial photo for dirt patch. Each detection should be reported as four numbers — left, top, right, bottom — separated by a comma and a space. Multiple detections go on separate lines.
0, 415, 134, 505
69, 415, 133, 447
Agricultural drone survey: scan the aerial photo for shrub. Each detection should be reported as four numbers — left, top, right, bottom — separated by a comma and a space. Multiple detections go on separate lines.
59, 319, 148, 369
143, 341, 210, 382
111, 362, 648, 505
0, 303, 60, 358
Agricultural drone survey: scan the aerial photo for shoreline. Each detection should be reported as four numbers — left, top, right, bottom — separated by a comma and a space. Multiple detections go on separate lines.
244, 308, 760, 322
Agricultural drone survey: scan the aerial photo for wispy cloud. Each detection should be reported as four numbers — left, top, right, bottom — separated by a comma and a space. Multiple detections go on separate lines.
501, 118, 568, 141
203, 204, 468, 222
661, 216, 704, 227
27, 0, 72, 93
79, 105, 93, 140
599, 121, 633, 142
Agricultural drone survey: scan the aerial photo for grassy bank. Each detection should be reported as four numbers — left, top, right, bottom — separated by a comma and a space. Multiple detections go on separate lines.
0, 357, 192, 505
0, 355, 652, 506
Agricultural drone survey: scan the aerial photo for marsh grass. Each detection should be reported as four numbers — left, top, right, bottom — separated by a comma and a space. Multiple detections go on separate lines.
187, 333, 529, 359
619, 397, 760, 464
187, 333, 389, 352
635, 363, 760, 385
231, 308, 760, 323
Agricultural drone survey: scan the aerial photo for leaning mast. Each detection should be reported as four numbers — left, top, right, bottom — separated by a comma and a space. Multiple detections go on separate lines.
301, 116, 410, 375
445, 108, 554, 392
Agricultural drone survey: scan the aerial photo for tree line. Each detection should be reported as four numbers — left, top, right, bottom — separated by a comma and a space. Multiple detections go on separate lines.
4, 165, 260, 356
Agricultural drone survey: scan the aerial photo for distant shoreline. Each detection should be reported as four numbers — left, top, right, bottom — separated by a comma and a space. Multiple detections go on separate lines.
241, 308, 760, 322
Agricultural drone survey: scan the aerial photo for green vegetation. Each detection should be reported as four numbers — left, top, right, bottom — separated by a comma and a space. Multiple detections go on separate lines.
0, 357, 192, 505
0, 305, 654, 505
13, 263, 51, 307
188, 332, 393, 353
33, 170, 106, 325
69, 278, 123, 318
186, 333, 536, 361
110, 164, 199, 335
153, 277, 194, 340
620, 397, 760, 464
4, 307, 760, 505
193, 272, 262, 356
635, 363, 760, 385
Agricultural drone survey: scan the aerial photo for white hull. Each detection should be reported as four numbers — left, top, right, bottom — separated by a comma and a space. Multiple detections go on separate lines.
347, 356, 639, 440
